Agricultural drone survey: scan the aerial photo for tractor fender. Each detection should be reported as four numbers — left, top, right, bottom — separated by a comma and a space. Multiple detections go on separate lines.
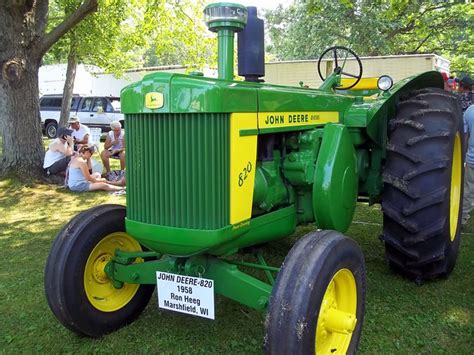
365, 71, 444, 147
313, 124, 358, 232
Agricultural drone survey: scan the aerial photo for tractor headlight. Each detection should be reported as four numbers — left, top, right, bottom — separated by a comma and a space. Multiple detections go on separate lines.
377, 75, 393, 91
204, 3, 248, 32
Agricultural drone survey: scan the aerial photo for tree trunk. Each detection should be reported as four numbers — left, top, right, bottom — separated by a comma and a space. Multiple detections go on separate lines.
0, 3, 46, 179
59, 47, 78, 128
0, 59, 45, 178
0, 0, 97, 180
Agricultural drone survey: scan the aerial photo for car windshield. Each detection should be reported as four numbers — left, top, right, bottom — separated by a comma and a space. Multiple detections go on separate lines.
110, 99, 121, 112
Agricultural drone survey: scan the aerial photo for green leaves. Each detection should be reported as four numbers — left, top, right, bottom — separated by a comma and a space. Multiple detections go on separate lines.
266, 0, 473, 74
43, 0, 216, 74
142, 0, 216, 70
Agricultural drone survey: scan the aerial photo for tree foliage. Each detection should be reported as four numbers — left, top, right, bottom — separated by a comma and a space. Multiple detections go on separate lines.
265, 0, 473, 74
44, 0, 165, 127
43, 0, 215, 126
44, 0, 150, 73
44, 0, 215, 71
143, 1, 216, 69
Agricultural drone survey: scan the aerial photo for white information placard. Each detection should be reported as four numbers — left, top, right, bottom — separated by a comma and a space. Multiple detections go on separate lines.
156, 271, 215, 320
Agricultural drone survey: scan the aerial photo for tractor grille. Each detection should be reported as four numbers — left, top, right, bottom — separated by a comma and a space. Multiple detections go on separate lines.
126, 113, 230, 229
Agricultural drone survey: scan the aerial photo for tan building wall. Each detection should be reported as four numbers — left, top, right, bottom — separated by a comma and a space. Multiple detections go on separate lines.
264, 54, 450, 88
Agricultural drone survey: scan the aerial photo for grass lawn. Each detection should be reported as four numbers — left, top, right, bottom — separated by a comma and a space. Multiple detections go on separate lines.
0, 176, 473, 353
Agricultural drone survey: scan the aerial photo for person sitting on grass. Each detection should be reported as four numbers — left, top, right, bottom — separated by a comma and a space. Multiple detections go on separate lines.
68, 116, 90, 150
67, 145, 124, 193
43, 127, 75, 177
101, 120, 125, 173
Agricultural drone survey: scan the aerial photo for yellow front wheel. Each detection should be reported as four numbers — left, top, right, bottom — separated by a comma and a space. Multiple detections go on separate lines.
84, 232, 142, 312
315, 269, 357, 354
45, 204, 155, 337
264, 230, 366, 354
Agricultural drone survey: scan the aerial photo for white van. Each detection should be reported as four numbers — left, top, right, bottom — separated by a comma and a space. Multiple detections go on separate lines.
40, 95, 124, 138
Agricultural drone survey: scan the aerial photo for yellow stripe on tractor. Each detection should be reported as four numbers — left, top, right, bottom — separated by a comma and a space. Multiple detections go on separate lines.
230, 113, 258, 225
340, 77, 379, 90
258, 111, 339, 130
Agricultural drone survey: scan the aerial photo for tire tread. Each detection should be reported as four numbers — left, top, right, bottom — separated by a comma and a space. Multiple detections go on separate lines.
382, 87, 462, 280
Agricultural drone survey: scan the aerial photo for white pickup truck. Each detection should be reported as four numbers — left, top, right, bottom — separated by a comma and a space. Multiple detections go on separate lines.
40, 95, 124, 138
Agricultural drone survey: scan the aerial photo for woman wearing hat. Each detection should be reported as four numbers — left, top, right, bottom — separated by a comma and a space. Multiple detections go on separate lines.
43, 127, 75, 176
67, 145, 124, 192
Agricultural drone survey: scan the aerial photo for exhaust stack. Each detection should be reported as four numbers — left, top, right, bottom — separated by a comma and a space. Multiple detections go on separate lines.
238, 6, 265, 82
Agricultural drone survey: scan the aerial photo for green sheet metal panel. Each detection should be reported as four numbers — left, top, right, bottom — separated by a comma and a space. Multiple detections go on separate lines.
313, 124, 358, 232
121, 73, 173, 114
257, 85, 355, 113
364, 71, 444, 147
126, 113, 230, 230
121, 72, 259, 114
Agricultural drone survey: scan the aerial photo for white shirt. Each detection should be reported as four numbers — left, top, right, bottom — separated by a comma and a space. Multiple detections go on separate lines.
43, 139, 68, 169
71, 124, 90, 141
107, 130, 125, 151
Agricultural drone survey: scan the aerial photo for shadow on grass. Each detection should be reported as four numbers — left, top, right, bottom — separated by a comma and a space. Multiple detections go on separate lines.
0, 179, 472, 353
0, 220, 62, 248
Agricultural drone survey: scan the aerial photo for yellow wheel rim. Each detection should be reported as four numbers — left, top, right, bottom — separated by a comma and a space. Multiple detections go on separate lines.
450, 133, 462, 241
84, 232, 142, 312
315, 269, 357, 354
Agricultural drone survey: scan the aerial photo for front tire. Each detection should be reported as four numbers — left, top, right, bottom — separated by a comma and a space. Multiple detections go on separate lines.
382, 88, 463, 282
264, 230, 366, 354
44, 204, 154, 337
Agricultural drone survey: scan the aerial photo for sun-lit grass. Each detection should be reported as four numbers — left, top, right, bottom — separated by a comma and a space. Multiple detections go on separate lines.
0, 178, 473, 353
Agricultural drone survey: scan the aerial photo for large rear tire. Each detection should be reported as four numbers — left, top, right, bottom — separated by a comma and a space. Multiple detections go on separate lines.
264, 230, 366, 354
44, 204, 155, 337
382, 88, 463, 282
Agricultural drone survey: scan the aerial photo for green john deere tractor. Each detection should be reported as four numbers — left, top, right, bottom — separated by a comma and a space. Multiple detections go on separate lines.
45, 3, 464, 353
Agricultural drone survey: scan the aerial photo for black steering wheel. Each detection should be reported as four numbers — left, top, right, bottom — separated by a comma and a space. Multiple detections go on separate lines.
317, 46, 363, 90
